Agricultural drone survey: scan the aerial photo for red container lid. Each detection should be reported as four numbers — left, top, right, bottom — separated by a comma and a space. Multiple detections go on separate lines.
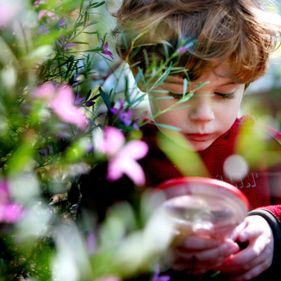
155, 177, 249, 240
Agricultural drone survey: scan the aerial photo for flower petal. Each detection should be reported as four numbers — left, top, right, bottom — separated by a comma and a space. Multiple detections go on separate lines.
120, 140, 148, 160
50, 85, 88, 130
3, 203, 23, 223
108, 156, 145, 186
121, 158, 146, 186
33, 82, 56, 100
107, 158, 123, 181
102, 42, 113, 59
102, 127, 125, 156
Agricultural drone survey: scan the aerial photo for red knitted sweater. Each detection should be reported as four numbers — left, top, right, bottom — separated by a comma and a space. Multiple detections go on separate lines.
141, 117, 281, 220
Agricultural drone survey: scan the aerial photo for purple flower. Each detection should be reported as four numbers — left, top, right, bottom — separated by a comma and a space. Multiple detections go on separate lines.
102, 42, 113, 59
85, 100, 95, 107
38, 24, 49, 34
176, 40, 195, 55
58, 18, 66, 28
110, 99, 138, 128
33, 82, 89, 130
177, 46, 189, 55
152, 265, 170, 281
97, 127, 148, 186
74, 92, 86, 106
56, 35, 76, 50
119, 110, 134, 126
110, 107, 135, 126
0, 180, 23, 223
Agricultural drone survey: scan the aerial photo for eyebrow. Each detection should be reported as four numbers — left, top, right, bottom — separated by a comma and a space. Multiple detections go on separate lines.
164, 76, 184, 84
164, 79, 239, 87
219, 81, 238, 86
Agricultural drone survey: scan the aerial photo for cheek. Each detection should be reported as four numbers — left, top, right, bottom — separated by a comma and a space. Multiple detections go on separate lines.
149, 99, 183, 125
149, 97, 175, 116
215, 98, 242, 127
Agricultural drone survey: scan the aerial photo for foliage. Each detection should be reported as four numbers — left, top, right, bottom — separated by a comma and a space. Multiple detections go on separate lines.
0, 1, 174, 280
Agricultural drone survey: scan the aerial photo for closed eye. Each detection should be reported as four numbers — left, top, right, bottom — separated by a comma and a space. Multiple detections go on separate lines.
214, 92, 235, 99
168, 92, 183, 100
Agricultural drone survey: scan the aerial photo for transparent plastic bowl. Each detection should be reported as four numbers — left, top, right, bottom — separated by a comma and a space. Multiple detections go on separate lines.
156, 177, 249, 240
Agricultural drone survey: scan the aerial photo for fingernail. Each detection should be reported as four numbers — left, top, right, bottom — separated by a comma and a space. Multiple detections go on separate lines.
231, 243, 240, 253
239, 233, 248, 242
223, 243, 239, 254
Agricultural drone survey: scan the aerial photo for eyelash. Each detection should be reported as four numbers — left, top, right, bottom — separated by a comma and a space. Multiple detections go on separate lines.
168, 92, 183, 100
214, 92, 235, 99
168, 92, 235, 100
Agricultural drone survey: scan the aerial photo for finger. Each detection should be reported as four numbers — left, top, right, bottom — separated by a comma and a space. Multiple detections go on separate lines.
252, 232, 273, 254
230, 220, 248, 240
223, 235, 270, 267
227, 259, 271, 281
191, 243, 237, 261
236, 216, 271, 242
176, 236, 222, 250
222, 244, 272, 274
222, 252, 264, 273
237, 225, 263, 242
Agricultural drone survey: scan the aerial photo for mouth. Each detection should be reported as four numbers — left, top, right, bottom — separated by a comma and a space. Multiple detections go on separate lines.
185, 133, 214, 142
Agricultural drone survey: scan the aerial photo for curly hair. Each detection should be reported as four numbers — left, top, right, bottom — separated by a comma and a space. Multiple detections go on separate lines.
114, 0, 281, 83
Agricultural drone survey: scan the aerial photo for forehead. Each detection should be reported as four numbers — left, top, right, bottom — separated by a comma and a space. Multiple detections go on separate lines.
166, 63, 239, 86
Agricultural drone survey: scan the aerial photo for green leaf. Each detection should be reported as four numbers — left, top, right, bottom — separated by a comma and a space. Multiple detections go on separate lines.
6, 133, 37, 176
100, 87, 112, 110
157, 129, 209, 176
236, 118, 279, 168
155, 123, 181, 131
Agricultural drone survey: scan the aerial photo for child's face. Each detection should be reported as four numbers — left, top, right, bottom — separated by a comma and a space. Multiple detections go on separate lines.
149, 63, 245, 151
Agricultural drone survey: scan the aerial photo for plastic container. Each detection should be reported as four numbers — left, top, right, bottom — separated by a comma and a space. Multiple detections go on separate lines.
156, 177, 249, 240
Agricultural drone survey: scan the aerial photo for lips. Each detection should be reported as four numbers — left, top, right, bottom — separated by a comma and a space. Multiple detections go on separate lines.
185, 133, 214, 142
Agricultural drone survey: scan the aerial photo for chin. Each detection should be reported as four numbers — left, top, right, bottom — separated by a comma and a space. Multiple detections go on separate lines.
190, 141, 213, 151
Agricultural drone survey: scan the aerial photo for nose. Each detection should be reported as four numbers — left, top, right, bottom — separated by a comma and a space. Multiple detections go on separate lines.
189, 97, 215, 122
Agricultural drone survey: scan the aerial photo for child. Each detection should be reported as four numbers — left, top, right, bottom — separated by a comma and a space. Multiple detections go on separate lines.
112, 0, 281, 280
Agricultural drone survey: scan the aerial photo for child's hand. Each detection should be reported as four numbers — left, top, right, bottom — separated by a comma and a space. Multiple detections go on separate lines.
170, 235, 239, 275
218, 215, 274, 281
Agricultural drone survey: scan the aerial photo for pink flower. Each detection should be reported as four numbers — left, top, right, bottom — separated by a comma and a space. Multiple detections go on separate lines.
33, 82, 89, 130
98, 127, 148, 186
0, 2, 20, 27
38, 10, 58, 20
33, 82, 55, 99
34, 0, 45, 7
50, 86, 88, 130
0, 180, 23, 223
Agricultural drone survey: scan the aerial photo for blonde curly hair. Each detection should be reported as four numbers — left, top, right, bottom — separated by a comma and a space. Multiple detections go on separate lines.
114, 0, 281, 83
